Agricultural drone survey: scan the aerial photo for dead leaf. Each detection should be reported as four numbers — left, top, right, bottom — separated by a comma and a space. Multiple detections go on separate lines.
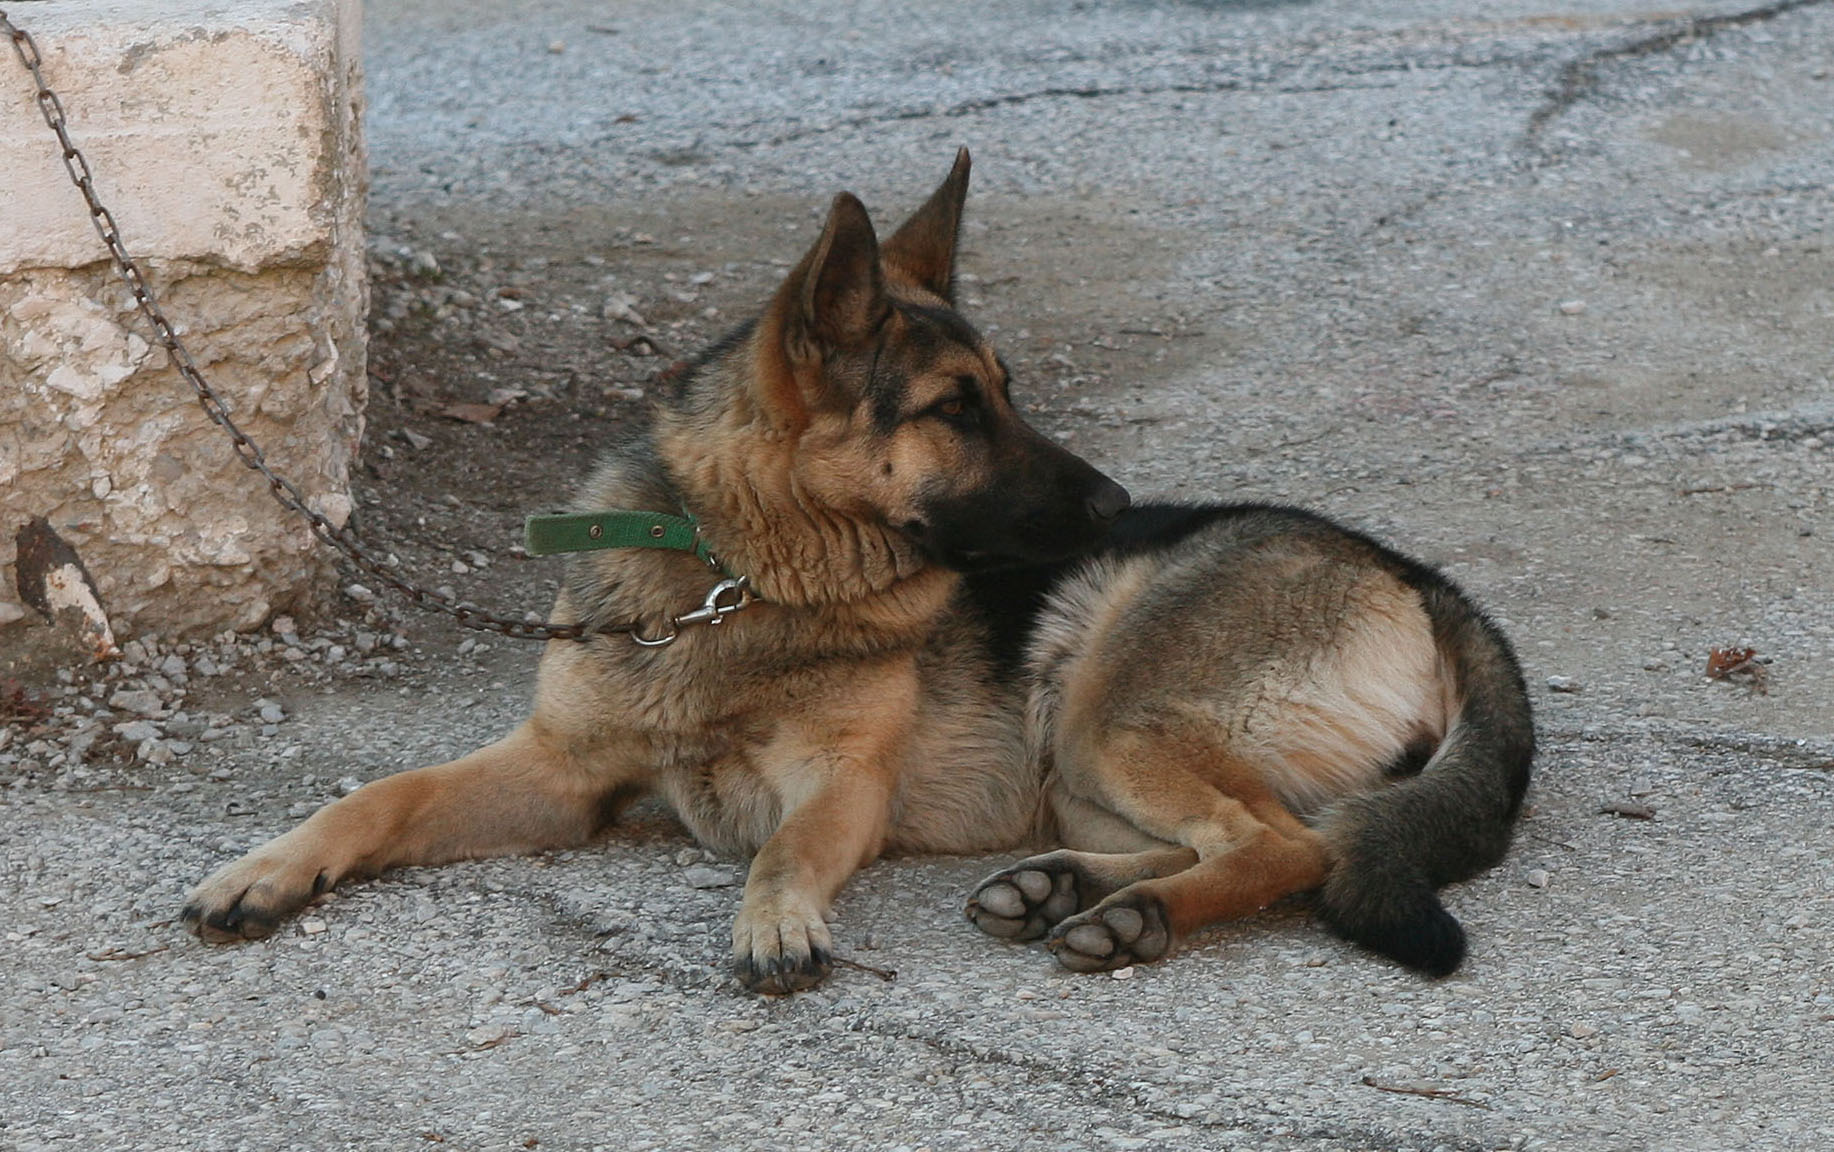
439, 402, 504, 426
1706, 646, 1768, 695
2, 680, 51, 725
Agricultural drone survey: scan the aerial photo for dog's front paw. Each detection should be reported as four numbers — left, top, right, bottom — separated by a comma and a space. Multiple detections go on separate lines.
181, 847, 331, 943
731, 895, 833, 995
1046, 890, 1173, 973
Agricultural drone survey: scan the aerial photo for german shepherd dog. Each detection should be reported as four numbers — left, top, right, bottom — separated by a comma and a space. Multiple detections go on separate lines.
184, 152, 1533, 991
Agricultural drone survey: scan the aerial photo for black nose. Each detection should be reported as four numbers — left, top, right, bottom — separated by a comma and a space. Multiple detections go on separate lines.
1086, 478, 1130, 523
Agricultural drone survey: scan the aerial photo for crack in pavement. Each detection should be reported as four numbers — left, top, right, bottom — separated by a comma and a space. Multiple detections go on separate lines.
529, 867, 1504, 1149
1522, 0, 1834, 149
735, 45, 1573, 151
1544, 721, 1834, 773
1512, 401, 1834, 460
847, 1013, 1495, 1152
749, 79, 1405, 149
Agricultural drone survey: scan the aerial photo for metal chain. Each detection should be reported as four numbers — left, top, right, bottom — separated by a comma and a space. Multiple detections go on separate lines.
3, 10, 605, 643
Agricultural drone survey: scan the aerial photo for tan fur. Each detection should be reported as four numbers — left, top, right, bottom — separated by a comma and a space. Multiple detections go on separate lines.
186, 154, 1526, 989
966, 515, 1486, 974
184, 152, 1074, 994
1040, 545, 1442, 821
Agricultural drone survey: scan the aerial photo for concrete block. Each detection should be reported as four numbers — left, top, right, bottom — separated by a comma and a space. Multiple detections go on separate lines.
0, 0, 366, 652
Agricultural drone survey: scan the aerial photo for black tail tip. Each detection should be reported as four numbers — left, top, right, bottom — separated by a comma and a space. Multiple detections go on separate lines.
1319, 892, 1468, 979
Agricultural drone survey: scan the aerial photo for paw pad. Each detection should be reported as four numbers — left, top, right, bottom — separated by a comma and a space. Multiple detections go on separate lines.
1047, 896, 1171, 973
966, 865, 1080, 941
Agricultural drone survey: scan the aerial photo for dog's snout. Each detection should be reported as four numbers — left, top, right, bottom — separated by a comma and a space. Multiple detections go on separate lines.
1087, 478, 1130, 524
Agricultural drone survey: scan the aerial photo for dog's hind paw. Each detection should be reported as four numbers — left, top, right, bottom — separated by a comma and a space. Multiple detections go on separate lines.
1046, 891, 1172, 973
965, 863, 1079, 941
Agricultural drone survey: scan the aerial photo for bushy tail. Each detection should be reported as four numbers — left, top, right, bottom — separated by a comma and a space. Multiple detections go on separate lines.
1315, 583, 1535, 977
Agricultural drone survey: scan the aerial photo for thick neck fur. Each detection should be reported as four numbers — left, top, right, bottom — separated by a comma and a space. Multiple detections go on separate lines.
650, 327, 946, 611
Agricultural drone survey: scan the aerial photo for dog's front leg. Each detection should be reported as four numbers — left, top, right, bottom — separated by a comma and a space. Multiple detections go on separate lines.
184, 720, 639, 941
732, 751, 895, 995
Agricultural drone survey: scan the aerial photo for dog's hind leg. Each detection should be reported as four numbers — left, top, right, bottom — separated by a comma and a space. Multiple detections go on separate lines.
1036, 730, 1331, 972
183, 720, 638, 942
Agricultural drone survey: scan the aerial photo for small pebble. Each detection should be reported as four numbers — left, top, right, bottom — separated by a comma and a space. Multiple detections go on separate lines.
1546, 676, 1581, 694
107, 689, 164, 717
114, 720, 160, 743
1525, 869, 1550, 889
683, 866, 737, 889
1558, 299, 1587, 315
1111, 966, 1135, 981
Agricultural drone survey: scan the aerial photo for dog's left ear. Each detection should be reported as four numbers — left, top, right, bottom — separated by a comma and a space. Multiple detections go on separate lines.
761, 192, 891, 423
793, 191, 890, 354
880, 148, 971, 303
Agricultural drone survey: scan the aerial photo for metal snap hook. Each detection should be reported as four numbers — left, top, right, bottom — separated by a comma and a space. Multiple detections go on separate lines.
673, 577, 752, 628
629, 623, 681, 648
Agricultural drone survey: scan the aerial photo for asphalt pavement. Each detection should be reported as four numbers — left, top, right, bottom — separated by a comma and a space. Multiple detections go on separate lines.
3, 1, 1832, 1149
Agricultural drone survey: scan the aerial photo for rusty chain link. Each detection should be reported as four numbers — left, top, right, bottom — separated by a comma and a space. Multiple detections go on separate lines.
3, 9, 609, 643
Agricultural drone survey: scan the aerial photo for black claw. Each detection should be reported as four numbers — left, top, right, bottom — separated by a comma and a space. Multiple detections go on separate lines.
737, 945, 830, 995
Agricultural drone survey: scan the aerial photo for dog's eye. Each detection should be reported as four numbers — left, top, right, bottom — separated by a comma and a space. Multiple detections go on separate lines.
926, 394, 979, 427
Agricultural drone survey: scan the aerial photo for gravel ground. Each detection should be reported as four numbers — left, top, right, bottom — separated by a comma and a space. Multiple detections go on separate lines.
4, 0, 1834, 1149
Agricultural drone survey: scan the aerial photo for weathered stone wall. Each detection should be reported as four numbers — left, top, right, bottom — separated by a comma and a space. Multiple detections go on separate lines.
0, 0, 367, 652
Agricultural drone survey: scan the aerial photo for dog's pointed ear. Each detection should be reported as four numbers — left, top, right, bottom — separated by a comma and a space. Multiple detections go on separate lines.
791, 192, 889, 355
760, 192, 890, 423
880, 148, 971, 302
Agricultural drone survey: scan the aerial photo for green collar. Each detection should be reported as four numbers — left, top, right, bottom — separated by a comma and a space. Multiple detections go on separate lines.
524, 509, 728, 573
